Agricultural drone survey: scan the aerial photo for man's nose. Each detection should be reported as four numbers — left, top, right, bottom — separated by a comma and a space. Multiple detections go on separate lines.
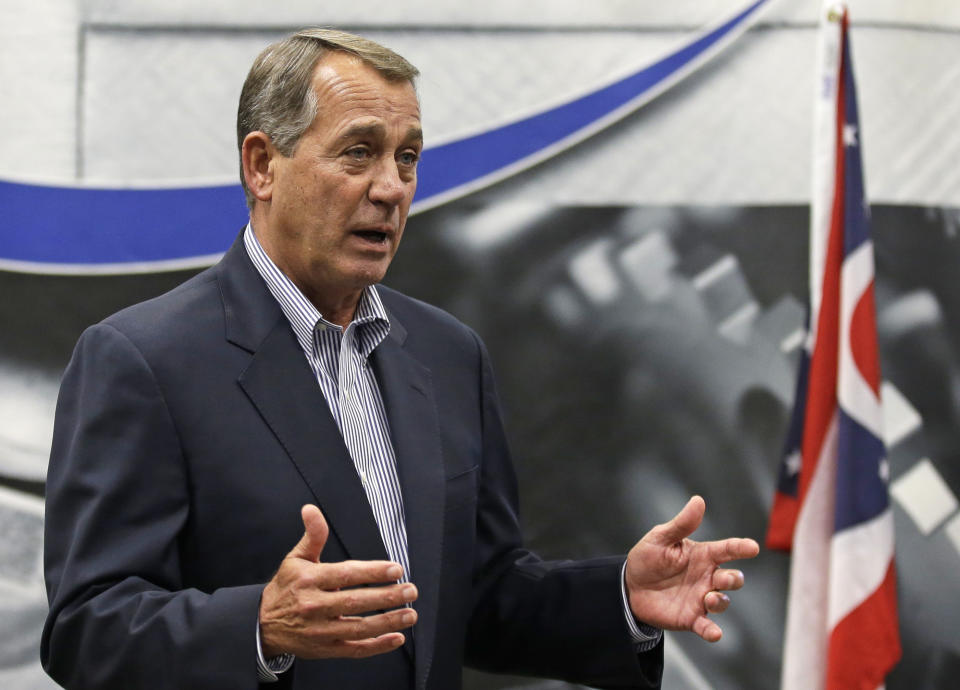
369, 158, 407, 206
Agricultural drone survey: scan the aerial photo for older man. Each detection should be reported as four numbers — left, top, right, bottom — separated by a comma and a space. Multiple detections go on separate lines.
42, 29, 758, 689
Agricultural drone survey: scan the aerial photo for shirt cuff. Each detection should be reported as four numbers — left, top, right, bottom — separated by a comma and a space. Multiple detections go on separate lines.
620, 561, 663, 652
256, 614, 295, 682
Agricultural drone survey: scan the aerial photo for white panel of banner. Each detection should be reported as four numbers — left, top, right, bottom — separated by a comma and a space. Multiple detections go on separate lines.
80, 0, 960, 30
0, 0, 80, 179
4, 3, 959, 205
71, 22, 960, 205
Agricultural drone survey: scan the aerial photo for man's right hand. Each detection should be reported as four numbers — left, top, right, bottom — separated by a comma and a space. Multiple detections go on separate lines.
259, 504, 418, 659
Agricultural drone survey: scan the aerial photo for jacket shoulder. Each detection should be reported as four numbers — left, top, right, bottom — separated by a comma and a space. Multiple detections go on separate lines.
96, 266, 224, 350
93, 231, 281, 352
378, 284, 479, 340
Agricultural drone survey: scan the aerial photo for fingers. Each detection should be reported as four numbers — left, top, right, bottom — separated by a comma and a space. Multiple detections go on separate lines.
260, 571, 418, 658
274, 608, 417, 660
287, 505, 405, 586
711, 568, 745, 592
707, 536, 760, 565
310, 559, 405, 590
262, 506, 420, 659
692, 615, 723, 643
328, 583, 418, 617
692, 592, 730, 641
700, 570, 741, 632
287, 505, 411, 581
653, 495, 706, 545
701, 569, 742, 617
338, 632, 407, 659
324, 607, 418, 642
289, 504, 330, 562
704, 590, 730, 614
629, 497, 756, 645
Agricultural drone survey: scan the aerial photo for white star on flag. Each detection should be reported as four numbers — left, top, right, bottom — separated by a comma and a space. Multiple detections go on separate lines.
784, 451, 801, 477
843, 122, 858, 147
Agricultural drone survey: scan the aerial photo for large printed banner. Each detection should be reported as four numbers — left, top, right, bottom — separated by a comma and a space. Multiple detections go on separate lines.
1, 2, 959, 688
1, 0, 769, 272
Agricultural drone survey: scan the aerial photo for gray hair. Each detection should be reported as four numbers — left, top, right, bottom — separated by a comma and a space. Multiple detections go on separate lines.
237, 28, 419, 208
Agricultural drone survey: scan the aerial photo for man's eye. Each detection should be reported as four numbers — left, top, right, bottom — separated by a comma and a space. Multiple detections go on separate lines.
398, 151, 420, 166
346, 147, 370, 160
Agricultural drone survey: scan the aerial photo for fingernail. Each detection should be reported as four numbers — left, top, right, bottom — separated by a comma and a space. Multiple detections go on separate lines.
402, 584, 417, 601
402, 611, 416, 625
387, 565, 402, 579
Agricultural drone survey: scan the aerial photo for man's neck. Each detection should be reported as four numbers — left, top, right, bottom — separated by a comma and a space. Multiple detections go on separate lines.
311, 294, 360, 330
248, 217, 361, 329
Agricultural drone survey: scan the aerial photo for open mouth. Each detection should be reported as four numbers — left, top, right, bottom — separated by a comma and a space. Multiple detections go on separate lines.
353, 230, 388, 244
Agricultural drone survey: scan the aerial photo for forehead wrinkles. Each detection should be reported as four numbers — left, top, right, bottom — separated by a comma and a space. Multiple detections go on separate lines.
311, 58, 420, 129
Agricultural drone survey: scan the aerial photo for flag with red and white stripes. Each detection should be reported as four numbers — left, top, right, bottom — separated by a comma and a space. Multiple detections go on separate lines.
766, 4, 901, 688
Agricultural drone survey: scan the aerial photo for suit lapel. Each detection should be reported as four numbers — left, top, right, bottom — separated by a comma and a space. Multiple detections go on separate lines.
373, 325, 444, 690
238, 322, 389, 563
219, 236, 441, 684
217, 235, 387, 563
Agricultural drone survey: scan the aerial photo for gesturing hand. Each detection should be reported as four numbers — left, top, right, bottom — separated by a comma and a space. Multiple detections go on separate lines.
259, 504, 418, 659
625, 495, 759, 643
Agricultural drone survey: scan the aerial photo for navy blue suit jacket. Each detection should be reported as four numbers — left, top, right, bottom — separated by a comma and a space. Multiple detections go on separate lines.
41, 235, 663, 689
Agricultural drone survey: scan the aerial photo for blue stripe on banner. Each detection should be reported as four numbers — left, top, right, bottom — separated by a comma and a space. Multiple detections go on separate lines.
834, 408, 889, 532
414, 0, 767, 204
1, 178, 247, 265
0, 0, 769, 272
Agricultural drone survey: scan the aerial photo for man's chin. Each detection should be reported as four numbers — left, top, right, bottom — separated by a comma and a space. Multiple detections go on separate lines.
343, 264, 391, 290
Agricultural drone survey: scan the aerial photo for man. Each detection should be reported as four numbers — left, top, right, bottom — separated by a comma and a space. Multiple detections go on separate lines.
42, 29, 759, 689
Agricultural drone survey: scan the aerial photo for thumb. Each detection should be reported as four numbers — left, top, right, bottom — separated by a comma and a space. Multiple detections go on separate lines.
653, 495, 705, 545
288, 504, 329, 562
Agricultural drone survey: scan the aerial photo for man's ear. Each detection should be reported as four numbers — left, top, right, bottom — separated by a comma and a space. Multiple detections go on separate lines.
241, 131, 277, 203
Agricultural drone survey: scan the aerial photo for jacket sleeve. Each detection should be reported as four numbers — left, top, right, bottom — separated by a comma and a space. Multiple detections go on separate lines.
41, 323, 272, 690
463, 332, 663, 689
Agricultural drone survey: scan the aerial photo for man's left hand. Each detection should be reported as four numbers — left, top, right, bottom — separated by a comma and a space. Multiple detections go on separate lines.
625, 495, 760, 642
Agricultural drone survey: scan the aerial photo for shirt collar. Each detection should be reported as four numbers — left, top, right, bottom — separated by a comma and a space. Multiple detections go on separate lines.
242, 223, 391, 359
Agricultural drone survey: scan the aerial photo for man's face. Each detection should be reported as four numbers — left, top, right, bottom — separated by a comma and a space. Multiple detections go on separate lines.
258, 51, 422, 309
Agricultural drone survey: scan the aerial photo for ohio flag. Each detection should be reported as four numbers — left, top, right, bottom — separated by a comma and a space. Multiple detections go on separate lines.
766, 4, 901, 688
